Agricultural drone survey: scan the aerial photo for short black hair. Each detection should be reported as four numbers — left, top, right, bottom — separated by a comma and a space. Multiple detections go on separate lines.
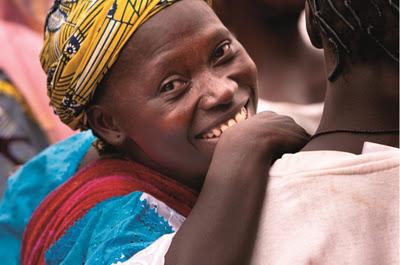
307, 0, 399, 80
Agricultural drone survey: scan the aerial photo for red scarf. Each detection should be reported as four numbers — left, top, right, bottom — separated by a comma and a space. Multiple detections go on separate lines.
21, 158, 198, 265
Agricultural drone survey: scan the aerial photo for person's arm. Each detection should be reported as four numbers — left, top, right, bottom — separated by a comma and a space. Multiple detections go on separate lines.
165, 112, 309, 265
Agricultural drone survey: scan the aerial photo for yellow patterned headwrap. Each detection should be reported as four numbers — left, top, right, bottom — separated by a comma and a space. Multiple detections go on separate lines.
41, 0, 211, 130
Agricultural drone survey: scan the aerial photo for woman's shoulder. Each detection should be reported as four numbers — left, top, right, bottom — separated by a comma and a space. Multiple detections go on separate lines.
45, 191, 183, 265
0, 131, 95, 264
3, 130, 95, 206
0, 130, 95, 225
21, 157, 195, 265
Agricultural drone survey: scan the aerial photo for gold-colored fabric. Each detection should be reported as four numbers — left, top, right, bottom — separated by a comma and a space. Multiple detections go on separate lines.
0, 79, 34, 119
41, 0, 211, 130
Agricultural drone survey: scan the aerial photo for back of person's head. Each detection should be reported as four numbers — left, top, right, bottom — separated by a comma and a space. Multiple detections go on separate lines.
306, 0, 399, 81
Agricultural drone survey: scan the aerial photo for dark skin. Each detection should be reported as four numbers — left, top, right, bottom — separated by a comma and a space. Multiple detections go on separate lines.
214, 0, 326, 104
302, 1, 399, 154
86, 0, 309, 264
88, 0, 260, 191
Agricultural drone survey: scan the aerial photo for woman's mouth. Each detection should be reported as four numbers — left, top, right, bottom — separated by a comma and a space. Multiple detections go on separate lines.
199, 107, 248, 139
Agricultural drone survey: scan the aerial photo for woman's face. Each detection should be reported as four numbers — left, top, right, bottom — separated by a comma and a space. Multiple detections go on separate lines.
100, 0, 257, 190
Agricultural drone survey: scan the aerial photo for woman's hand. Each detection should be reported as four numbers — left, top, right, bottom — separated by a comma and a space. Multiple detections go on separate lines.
165, 112, 309, 265
218, 111, 310, 164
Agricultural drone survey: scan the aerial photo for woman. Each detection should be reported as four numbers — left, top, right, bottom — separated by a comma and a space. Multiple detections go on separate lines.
0, 0, 309, 265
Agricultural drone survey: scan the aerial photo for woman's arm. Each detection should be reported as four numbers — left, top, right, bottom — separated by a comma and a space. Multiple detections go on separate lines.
165, 112, 309, 265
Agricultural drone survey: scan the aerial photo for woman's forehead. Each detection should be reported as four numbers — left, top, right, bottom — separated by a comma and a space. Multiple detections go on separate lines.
118, 0, 222, 63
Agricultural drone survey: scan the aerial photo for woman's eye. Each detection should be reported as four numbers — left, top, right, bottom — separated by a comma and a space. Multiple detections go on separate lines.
163, 82, 174, 92
213, 42, 231, 60
161, 80, 187, 93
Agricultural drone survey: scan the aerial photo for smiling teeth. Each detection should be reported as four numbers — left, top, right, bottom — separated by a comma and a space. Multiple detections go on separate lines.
201, 107, 248, 139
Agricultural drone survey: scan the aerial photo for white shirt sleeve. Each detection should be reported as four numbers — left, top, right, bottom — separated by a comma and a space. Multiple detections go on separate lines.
113, 233, 176, 265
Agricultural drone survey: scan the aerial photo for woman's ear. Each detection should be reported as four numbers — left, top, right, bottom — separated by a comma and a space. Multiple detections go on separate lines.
86, 105, 126, 147
305, 1, 323, 49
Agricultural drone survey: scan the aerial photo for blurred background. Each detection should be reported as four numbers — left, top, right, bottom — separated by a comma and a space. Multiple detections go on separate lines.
0, 0, 74, 194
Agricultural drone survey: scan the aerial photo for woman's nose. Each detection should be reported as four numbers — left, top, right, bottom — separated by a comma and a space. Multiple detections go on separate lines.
197, 75, 237, 111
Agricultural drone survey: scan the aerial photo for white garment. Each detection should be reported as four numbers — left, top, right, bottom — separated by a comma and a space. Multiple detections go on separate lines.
120, 143, 399, 265
257, 99, 324, 134
115, 233, 175, 265
112, 194, 184, 265
251, 142, 399, 265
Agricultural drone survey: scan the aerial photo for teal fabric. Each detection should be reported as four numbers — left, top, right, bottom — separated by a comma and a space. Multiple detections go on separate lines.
45, 192, 174, 265
0, 131, 95, 265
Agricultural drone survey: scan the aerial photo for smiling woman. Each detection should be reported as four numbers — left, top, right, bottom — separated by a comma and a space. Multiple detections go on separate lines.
86, 2, 258, 190
1, 0, 308, 265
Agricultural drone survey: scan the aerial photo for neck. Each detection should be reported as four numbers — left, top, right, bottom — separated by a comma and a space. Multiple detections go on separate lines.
304, 61, 399, 153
